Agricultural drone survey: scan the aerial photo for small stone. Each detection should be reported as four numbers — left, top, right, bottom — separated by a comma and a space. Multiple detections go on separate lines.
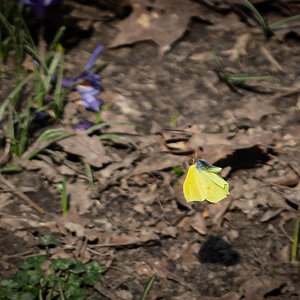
228, 229, 239, 241
115, 290, 133, 300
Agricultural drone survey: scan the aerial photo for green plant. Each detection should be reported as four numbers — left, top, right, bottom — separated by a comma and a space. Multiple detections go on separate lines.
0, 6, 68, 159
56, 178, 68, 216
0, 236, 104, 299
22, 128, 74, 160
140, 274, 156, 300
291, 200, 300, 264
241, 0, 300, 37
0, 0, 25, 65
173, 166, 184, 177
170, 109, 179, 127
213, 52, 272, 86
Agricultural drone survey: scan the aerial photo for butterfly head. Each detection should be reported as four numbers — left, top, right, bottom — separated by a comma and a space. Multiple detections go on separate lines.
196, 159, 222, 173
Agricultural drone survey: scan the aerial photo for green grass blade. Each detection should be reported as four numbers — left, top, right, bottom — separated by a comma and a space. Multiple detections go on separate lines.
227, 75, 273, 85
84, 163, 94, 188
99, 133, 121, 140
140, 274, 156, 300
19, 13, 37, 51
0, 12, 15, 41
43, 51, 62, 94
61, 178, 68, 216
53, 50, 64, 118
24, 44, 48, 73
85, 122, 135, 135
37, 128, 72, 142
24, 129, 74, 160
0, 165, 22, 173
240, 0, 269, 32
291, 215, 300, 264
46, 26, 66, 61
270, 14, 300, 30
0, 75, 32, 121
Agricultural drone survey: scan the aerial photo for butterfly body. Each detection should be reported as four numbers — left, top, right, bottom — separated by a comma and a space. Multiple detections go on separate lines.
183, 159, 229, 203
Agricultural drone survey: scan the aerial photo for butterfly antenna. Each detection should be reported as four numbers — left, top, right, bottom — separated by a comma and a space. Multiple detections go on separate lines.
193, 150, 200, 164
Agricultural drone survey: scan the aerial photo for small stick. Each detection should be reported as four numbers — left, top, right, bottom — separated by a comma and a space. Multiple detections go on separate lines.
0, 139, 11, 166
260, 46, 284, 72
0, 173, 46, 215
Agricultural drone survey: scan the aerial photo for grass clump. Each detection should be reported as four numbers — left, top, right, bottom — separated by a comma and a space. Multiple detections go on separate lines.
0, 236, 104, 299
241, 0, 300, 37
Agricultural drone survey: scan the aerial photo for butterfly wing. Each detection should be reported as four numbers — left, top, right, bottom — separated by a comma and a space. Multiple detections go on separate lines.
199, 171, 229, 203
183, 164, 206, 202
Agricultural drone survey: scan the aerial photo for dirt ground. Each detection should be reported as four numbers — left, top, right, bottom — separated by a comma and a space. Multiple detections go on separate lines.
1, 0, 300, 299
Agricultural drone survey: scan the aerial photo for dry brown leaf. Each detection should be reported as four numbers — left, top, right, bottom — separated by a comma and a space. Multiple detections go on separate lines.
240, 276, 284, 300
260, 209, 284, 223
88, 229, 158, 247
133, 152, 185, 175
0, 214, 41, 231
190, 213, 208, 235
233, 97, 277, 121
57, 133, 111, 168
67, 182, 93, 215
180, 243, 201, 270
110, 0, 210, 53
205, 196, 232, 226
233, 128, 273, 151
265, 174, 299, 187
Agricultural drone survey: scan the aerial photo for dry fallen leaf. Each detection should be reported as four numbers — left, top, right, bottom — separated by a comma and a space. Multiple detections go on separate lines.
57, 133, 111, 168
133, 152, 185, 175
67, 182, 93, 215
110, 0, 211, 53
233, 97, 277, 121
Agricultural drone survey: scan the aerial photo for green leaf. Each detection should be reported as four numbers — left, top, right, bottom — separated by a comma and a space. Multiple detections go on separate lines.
67, 273, 81, 287
8, 291, 36, 300
37, 235, 62, 247
173, 166, 184, 177
0, 165, 22, 173
70, 262, 87, 274
0, 75, 32, 122
240, 0, 270, 33
0, 286, 9, 298
66, 288, 88, 299
20, 255, 48, 270
0, 279, 19, 289
21, 286, 40, 297
85, 122, 134, 135
270, 14, 300, 30
25, 270, 42, 286
140, 274, 156, 300
61, 178, 68, 216
51, 258, 73, 271
83, 272, 99, 286
46, 26, 66, 61
86, 261, 104, 274
11, 270, 31, 286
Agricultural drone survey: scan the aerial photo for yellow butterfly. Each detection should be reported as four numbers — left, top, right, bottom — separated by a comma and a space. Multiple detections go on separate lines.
183, 159, 229, 203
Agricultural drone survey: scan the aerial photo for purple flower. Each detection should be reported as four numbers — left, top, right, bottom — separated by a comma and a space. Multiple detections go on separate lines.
30, 107, 50, 123
17, 0, 64, 19
61, 44, 104, 112
74, 120, 95, 131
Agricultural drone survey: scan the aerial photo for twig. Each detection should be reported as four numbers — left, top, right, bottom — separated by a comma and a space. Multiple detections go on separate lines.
271, 87, 300, 100
0, 139, 11, 166
0, 173, 46, 214
260, 46, 284, 72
